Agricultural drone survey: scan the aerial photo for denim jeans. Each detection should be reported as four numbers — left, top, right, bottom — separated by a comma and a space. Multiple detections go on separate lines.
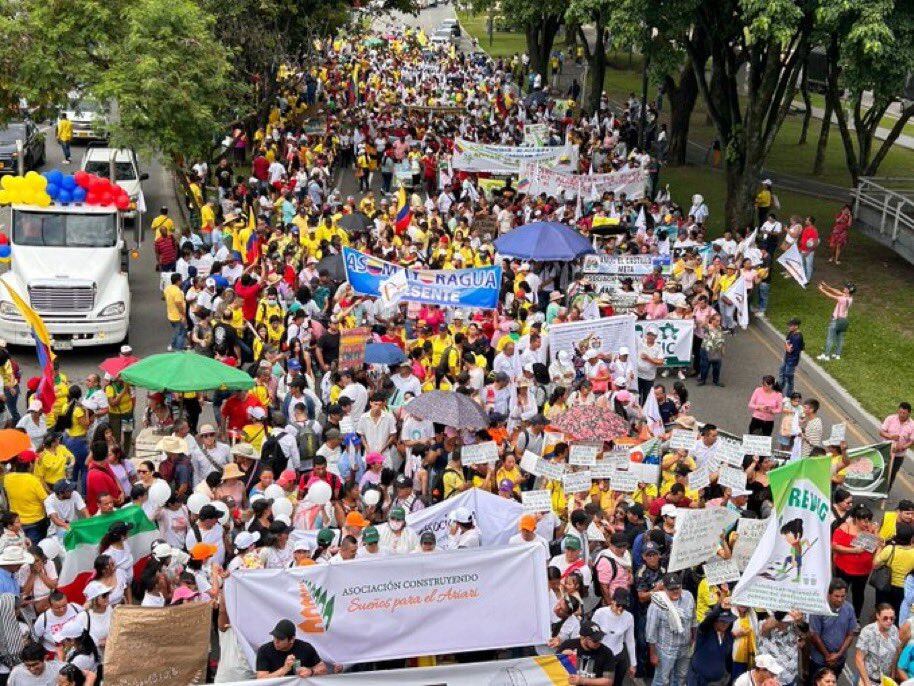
170, 320, 187, 350
22, 518, 48, 547
652, 648, 690, 686
60, 141, 71, 161
779, 359, 797, 396
698, 349, 721, 384
804, 250, 815, 279
823, 319, 846, 357
63, 435, 88, 493
4, 386, 20, 424
757, 281, 770, 313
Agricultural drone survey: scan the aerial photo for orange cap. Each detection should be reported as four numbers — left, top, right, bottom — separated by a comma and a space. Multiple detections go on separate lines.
519, 514, 537, 532
190, 542, 218, 561
345, 511, 370, 528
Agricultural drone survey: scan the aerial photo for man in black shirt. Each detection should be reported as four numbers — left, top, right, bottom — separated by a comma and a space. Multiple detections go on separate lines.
255, 619, 328, 679
558, 620, 616, 685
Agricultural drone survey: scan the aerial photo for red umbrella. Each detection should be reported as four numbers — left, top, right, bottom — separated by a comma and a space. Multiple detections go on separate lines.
99, 355, 139, 378
551, 405, 629, 442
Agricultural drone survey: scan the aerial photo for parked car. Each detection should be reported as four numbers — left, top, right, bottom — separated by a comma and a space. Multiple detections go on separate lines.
438, 18, 461, 37
0, 121, 45, 175
61, 92, 110, 142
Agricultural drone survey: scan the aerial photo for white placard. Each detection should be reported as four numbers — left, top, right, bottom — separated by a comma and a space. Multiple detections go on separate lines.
591, 460, 614, 479
731, 517, 770, 571
688, 465, 710, 491
628, 461, 660, 485
562, 471, 593, 494
667, 507, 740, 572
539, 460, 565, 481
718, 465, 748, 492
461, 441, 499, 466
741, 434, 773, 456
521, 490, 553, 513
829, 423, 846, 443
703, 558, 741, 586
851, 531, 880, 553
569, 444, 600, 467
606, 447, 630, 466
669, 429, 698, 451
610, 469, 640, 493
718, 438, 745, 467
520, 451, 541, 475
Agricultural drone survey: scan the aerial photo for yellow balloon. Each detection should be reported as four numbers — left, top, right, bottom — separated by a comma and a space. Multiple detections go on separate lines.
0, 190, 9, 205
25, 171, 46, 191
0, 176, 11, 191
35, 193, 51, 207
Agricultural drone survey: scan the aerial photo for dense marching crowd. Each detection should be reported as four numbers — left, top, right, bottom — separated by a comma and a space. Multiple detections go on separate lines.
0, 18, 912, 686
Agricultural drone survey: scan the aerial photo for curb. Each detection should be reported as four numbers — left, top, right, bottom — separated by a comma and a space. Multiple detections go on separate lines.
752, 315, 882, 439
170, 171, 191, 229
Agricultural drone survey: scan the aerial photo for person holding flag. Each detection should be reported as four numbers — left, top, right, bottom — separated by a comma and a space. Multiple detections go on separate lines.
0, 280, 55, 413
394, 185, 412, 235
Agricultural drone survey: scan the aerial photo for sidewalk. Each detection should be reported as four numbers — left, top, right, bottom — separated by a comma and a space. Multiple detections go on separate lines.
796, 102, 914, 150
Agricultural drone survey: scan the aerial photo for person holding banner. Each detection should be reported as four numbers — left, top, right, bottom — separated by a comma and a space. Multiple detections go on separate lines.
255, 619, 331, 678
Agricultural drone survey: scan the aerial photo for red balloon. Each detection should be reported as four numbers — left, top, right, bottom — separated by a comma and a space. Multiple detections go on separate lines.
114, 196, 130, 211
85, 192, 99, 205
74, 171, 91, 189
89, 178, 106, 193
0, 233, 8, 246
100, 192, 114, 205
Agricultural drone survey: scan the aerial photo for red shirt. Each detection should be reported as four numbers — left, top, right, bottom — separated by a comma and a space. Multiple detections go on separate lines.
252, 155, 269, 182
648, 496, 693, 519
799, 224, 819, 254
221, 393, 263, 432
85, 463, 123, 514
233, 281, 262, 322
832, 526, 874, 576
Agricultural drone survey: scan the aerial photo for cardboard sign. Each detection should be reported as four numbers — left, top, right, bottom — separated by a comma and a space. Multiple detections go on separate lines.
851, 531, 880, 553
338, 327, 369, 370
718, 438, 745, 467
667, 507, 739, 572
669, 429, 698, 451
569, 444, 600, 467
461, 441, 499, 466
539, 460, 565, 481
688, 465, 710, 491
520, 451, 541, 475
741, 434, 773, 457
521, 490, 553, 513
562, 470, 593, 494
629, 461, 660, 486
703, 558, 741, 586
591, 460, 615, 480
610, 468, 640, 493
718, 465, 748, 492
829, 423, 846, 443
731, 517, 770, 571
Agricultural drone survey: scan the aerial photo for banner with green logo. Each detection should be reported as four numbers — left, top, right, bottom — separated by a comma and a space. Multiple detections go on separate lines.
731, 457, 834, 614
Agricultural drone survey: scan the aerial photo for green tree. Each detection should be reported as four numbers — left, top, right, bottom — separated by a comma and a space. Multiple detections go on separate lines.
470, 0, 566, 79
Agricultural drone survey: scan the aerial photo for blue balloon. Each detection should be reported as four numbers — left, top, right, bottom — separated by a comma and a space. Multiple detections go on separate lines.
47, 169, 64, 187
0, 245, 11, 259
58, 189, 72, 204
61, 175, 77, 191
72, 187, 87, 202
46, 183, 59, 200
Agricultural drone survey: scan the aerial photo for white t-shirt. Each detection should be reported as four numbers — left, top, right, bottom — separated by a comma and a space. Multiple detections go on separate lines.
592, 606, 637, 666
75, 608, 111, 654
8, 660, 64, 686
636, 342, 663, 380
33, 604, 81, 651
508, 532, 550, 555
185, 522, 226, 566
44, 492, 86, 535
15, 414, 47, 450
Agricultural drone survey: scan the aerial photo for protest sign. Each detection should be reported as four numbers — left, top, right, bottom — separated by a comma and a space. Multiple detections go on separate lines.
547, 314, 639, 362
104, 602, 211, 686
338, 327, 369, 370
517, 162, 647, 200
829, 423, 846, 443
591, 460, 614, 479
461, 441, 498, 466
522, 490, 553, 513
225, 544, 552, 665
732, 457, 833, 614
520, 451, 541, 475
628, 461, 660, 486
688, 465, 710, 491
610, 468, 639, 492
406, 488, 551, 546
718, 465, 748, 492
343, 247, 502, 309
731, 517, 770, 571
742, 434, 773, 456
539, 460, 565, 481
634, 319, 695, 367
582, 254, 669, 276
717, 437, 745, 467
669, 429, 698, 451
569, 444, 600, 466
778, 243, 809, 288
523, 123, 548, 146
562, 470, 592, 494
218, 655, 575, 686
837, 442, 893, 498
667, 507, 739, 572
851, 532, 880, 553
703, 558, 741, 586
453, 139, 576, 174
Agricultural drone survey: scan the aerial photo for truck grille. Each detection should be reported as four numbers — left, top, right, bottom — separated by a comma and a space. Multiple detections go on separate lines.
28, 286, 95, 312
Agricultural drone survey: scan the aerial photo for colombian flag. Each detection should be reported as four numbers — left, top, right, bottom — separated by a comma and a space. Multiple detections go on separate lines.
395, 186, 412, 233
1, 280, 55, 412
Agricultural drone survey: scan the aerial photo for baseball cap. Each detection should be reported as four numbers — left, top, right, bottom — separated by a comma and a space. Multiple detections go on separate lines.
643, 542, 660, 555
270, 619, 296, 640
362, 526, 380, 544
53, 479, 76, 495
452, 507, 473, 525
17, 450, 36, 464
198, 504, 220, 521
563, 534, 582, 551
662, 572, 683, 589
366, 452, 384, 466
578, 620, 606, 641
234, 531, 260, 551
389, 506, 406, 521
420, 530, 437, 544
345, 511, 370, 528
394, 474, 413, 489
755, 655, 784, 676
316, 529, 336, 546
191, 542, 218, 561
519, 514, 537, 532
498, 478, 515, 493
27, 399, 42, 413
661, 503, 678, 518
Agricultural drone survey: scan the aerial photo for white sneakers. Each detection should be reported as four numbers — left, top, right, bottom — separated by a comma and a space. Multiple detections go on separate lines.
817, 354, 841, 361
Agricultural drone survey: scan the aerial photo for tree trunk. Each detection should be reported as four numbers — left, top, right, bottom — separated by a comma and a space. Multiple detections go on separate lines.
585, 47, 606, 114
812, 96, 832, 176
525, 15, 561, 81
564, 19, 578, 48
797, 65, 812, 144
724, 153, 761, 228
666, 65, 699, 166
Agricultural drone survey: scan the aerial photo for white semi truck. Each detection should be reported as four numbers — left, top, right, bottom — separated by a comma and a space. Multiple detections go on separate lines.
0, 202, 132, 349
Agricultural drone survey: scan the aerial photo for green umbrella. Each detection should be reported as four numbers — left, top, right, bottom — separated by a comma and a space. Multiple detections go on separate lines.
120, 352, 254, 393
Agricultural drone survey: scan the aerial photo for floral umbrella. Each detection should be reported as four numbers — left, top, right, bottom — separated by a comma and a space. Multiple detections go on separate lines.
550, 405, 629, 442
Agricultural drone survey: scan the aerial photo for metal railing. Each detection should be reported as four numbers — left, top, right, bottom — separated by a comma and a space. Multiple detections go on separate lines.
852, 177, 914, 260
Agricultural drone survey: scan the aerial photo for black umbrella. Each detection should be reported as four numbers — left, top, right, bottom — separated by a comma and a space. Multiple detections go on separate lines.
316, 253, 346, 282
338, 212, 373, 234
523, 90, 549, 108
404, 391, 489, 430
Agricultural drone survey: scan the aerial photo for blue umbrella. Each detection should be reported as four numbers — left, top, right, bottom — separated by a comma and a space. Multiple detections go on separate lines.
364, 343, 406, 366
494, 221, 594, 261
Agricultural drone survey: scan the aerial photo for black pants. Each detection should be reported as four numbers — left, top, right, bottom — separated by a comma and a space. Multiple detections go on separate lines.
890, 453, 906, 490
637, 377, 653, 405
748, 417, 774, 436
835, 567, 868, 618
875, 584, 905, 619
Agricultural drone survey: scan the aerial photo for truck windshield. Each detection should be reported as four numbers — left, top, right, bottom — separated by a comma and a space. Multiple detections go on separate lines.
13, 210, 117, 247
83, 160, 136, 182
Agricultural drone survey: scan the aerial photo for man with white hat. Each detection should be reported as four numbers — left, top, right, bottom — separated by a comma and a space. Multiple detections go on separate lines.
0, 544, 34, 594
636, 328, 664, 404
189, 424, 230, 486
15, 399, 47, 450
186, 504, 227, 566
733, 654, 782, 686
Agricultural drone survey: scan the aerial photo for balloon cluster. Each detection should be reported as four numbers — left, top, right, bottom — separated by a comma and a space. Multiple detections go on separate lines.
0, 233, 9, 263
0, 171, 52, 206
46, 170, 131, 210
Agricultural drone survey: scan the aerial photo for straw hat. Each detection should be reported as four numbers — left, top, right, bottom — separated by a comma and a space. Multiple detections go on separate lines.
156, 435, 188, 454
221, 462, 245, 480
231, 442, 258, 460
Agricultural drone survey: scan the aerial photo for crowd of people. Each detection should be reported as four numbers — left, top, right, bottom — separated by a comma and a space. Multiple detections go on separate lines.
0, 17, 908, 686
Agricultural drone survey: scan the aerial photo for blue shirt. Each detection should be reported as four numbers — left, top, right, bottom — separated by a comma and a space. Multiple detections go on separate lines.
785, 331, 804, 365
808, 601, 857, 662
0, 568, 20, 596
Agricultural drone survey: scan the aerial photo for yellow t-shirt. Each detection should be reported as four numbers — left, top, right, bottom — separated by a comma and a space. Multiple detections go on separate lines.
200, 203, 216, 232
242, 423, 267, 452
68, 406, 88, 437
57, 119, 72, 142
151, 214, 175, 236
163, 284, 186, 323
879, 511, 899, 540
4, 473, 48, 524
105, 382, 134, 414
35, 446, 73, 487
875, 544, 914, 586
443, 467, 465, 499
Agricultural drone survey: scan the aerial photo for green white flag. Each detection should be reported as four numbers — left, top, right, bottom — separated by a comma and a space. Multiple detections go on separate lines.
731, 457, 834, 614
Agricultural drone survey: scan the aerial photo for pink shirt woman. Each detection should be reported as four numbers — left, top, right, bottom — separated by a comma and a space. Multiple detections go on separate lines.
645, 293, 669, 320
748, 376, 784, 424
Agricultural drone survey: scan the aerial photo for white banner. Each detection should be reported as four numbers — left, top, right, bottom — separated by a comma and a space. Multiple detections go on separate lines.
405, 488, 553, 545
547, 314, 639, 362
523, 123, 548, 147
777, 243, 809, 288
634, 319, 695, 368
667, 507, 739, 572
517, 162, 647, 200
452, 139, 576, 174
582, 254, 669, 276
216, 656, 573, 686
224, 545, 552, 665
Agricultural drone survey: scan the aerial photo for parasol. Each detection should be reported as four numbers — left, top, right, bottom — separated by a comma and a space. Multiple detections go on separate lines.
550, 405, 629, 442
404, 391, 489, 430
99, 355, 139, 378
120, 352, 254, 393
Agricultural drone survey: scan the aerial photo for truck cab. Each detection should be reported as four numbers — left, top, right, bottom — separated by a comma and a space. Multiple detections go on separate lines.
80, 145, 148, 219
0, 203, 131, 349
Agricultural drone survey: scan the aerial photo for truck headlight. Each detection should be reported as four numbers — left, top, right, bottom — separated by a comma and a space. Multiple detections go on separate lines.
0, 301, 17, 316
99, 302, 125, 317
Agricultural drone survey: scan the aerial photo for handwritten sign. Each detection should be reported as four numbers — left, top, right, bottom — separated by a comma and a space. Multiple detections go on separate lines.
667, 507, 739, 572
562, 470, 593, 494
741, 434, 773, 457
520, 451, 541, 475
718, 465, 748, 492
669, 429, 698, 451
539, 460, 565, 481
521, 490, 553, 513
688, 465, 710, 491
703, 558, 741, 586
591, 460, 614, 479
851, 531, 880, 553
718, 438, 745, 467
610, 468, 640, 493
338, 327, 369, 370
569, 444, 600, 467
829, 423, 846, 443
461, 441, 498, 466
732, 517, 770, 571
628, 461, 660, 485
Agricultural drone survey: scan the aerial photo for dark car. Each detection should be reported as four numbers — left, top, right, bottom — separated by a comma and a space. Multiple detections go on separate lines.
0, 121, 46, 175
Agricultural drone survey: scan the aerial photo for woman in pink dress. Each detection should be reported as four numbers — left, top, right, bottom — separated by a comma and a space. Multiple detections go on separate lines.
828, 204, 853, 265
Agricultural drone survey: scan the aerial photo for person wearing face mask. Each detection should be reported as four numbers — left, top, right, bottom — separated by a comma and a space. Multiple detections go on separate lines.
377, 506, 419, 554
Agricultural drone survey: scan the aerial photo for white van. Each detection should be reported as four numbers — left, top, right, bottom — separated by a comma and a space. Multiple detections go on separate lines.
80, 146, 148, 218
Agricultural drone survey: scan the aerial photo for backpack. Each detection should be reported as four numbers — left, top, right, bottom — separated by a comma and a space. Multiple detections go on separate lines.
296, 424, 319, 468
592, 550, 619, 600
435, 345, 455, 380
429, 467, 461, 503
260, 435, 287, 475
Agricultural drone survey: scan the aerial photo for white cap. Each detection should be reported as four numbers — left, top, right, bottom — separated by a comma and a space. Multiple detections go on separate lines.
523, 362, 534, 373
452, 507, 473, 525
28, 399, 42, 413
84, 580, 114, 601
660, 504, 678, 518
618, 346, 630, 356
755, 655, 783, 675
152, 543, 173, 560
584, 349, 598, 361
120, 345, 132, 355
249, 406, 267, 420
557, 350, 571, 364
37, 537, 63, 560
614, 377, 627, 388
205, 277, 216, 288
235, 531, 261, 551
